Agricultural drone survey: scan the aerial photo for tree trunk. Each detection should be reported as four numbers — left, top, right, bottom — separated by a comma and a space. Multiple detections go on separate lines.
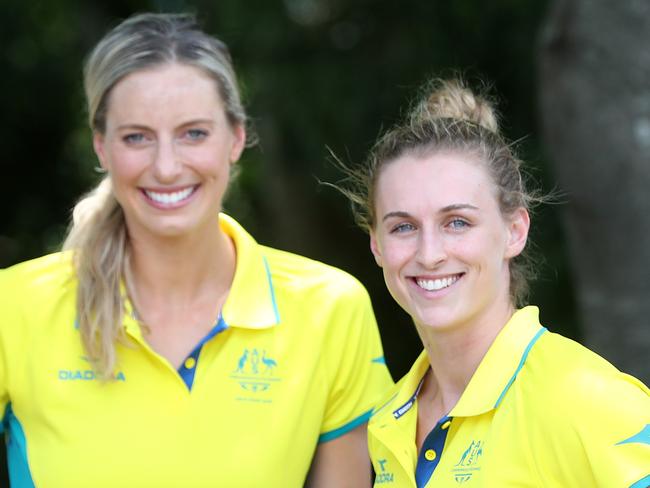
538, 0, 650, 383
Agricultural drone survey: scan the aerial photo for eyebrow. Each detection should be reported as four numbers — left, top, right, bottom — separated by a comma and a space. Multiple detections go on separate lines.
381, 204, 479, 222
116, 123, 149, 131
116, 119, 215, 131
440, 203, 479, 212
381, 211, 411, 222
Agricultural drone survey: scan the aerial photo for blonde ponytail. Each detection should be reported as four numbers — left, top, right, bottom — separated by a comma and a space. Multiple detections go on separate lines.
63, 177, 129, 378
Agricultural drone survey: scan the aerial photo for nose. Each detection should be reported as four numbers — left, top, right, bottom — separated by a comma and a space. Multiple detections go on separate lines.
152, 137, 182, 183
415, 227, 446, 269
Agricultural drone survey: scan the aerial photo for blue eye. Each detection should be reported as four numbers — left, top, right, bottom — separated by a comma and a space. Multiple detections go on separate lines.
449, 218, 469, 230
186, 128, 208, 140
391, 222, 416, 234
123, 133, 145, 144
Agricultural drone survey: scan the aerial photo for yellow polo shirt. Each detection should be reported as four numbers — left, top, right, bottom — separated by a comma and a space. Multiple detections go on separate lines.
369, 307, 650, 487
0, 213, 393, 488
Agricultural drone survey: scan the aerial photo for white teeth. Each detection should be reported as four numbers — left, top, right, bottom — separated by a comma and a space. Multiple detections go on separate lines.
416, 275, 459, 291
145, 186, 195, 205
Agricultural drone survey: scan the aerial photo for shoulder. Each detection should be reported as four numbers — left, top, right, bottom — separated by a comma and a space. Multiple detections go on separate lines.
518, 328, 650, 485
0, 252, 74, 291
523, 329, 649, 427
532, 330, 648, 397
261, 245, 370, 302
223, 214, 367, 300
0, 252, 76, 341
1, 252, 74, 297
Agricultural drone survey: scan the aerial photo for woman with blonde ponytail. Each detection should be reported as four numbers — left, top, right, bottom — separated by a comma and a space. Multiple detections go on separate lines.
0, 12, 392, 487
338, 78, 649, 486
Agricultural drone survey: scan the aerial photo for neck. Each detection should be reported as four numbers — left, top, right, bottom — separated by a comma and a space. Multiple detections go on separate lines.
416, 298, 515, 415
127, 222, 236, 306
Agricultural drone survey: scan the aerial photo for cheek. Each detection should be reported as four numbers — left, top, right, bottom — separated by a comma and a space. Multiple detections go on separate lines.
186, 146, 230, 177
105, 147, 147, 182
379, 241, 412, 274
463, 223, 504, 253
452, 238, 481, 260
459, 230, 509, 274
380, 260, 412, 312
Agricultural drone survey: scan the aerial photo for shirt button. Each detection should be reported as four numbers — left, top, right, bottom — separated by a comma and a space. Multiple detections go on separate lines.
424, 449, 437, 461
184, 357, 196, 369
441, 420, 451, 430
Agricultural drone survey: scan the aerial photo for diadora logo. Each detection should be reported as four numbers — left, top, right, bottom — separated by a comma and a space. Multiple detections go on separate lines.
58, 356, 126, 382
452, 440, 483, 484
229, 348, 281, 400
374, 458, 394, 484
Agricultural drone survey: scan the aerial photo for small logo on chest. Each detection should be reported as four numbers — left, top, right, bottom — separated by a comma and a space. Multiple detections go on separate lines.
229, 348, 281, 401
452, 440, 483, 483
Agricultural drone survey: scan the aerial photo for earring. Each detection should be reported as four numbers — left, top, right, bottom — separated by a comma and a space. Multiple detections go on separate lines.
94, 166, 108, 174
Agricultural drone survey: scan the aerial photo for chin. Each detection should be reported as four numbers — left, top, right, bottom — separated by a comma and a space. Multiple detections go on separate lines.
412, 307, 465, 332
137, 219, 201, 239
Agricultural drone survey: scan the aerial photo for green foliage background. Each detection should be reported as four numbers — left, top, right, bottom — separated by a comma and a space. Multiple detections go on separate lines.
0, 0, 576, 483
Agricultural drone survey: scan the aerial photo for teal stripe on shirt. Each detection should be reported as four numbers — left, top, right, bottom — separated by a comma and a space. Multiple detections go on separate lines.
318, 410, 372, 443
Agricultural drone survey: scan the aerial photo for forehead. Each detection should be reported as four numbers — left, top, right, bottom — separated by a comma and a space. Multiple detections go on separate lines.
374, 151, 498, 211
106, 63, 223, 120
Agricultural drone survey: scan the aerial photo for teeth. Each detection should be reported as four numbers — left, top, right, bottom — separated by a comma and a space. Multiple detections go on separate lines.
145, 186, 195, 205
416, 275, 459, 291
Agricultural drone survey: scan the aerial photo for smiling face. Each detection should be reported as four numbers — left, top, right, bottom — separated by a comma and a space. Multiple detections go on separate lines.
370, 151, 529, 335
93, 63, 245, 241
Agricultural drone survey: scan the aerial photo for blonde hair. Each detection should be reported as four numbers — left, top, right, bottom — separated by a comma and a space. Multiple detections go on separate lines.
63, 178, 130, 377
66, 13, 248, 378
337, 78, 538, 306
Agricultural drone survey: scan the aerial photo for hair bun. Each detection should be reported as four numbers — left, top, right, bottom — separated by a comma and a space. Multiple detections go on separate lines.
414, 79, 499, 134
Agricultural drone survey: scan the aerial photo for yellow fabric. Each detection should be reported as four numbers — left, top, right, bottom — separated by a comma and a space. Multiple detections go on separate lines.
369, 307, 650, 487
0, 214, 393, 488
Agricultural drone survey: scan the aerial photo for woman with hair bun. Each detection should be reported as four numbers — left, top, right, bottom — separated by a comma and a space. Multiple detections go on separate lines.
339, 78, 650, 486
0, 12, 392, 487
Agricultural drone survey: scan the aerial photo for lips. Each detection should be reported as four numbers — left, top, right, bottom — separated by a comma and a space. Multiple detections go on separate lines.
415, 273, 462, 291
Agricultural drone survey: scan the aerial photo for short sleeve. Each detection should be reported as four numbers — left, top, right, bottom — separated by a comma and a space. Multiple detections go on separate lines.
577, 373, 650, 487
549, 367, 650, 487
318, 279, 393, 442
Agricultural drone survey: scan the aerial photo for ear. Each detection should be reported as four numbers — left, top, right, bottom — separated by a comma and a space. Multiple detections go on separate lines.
229, 124, 246, 164
504, 208, 530, 259
370, 232, 383, 267
93, 132, 108, 170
